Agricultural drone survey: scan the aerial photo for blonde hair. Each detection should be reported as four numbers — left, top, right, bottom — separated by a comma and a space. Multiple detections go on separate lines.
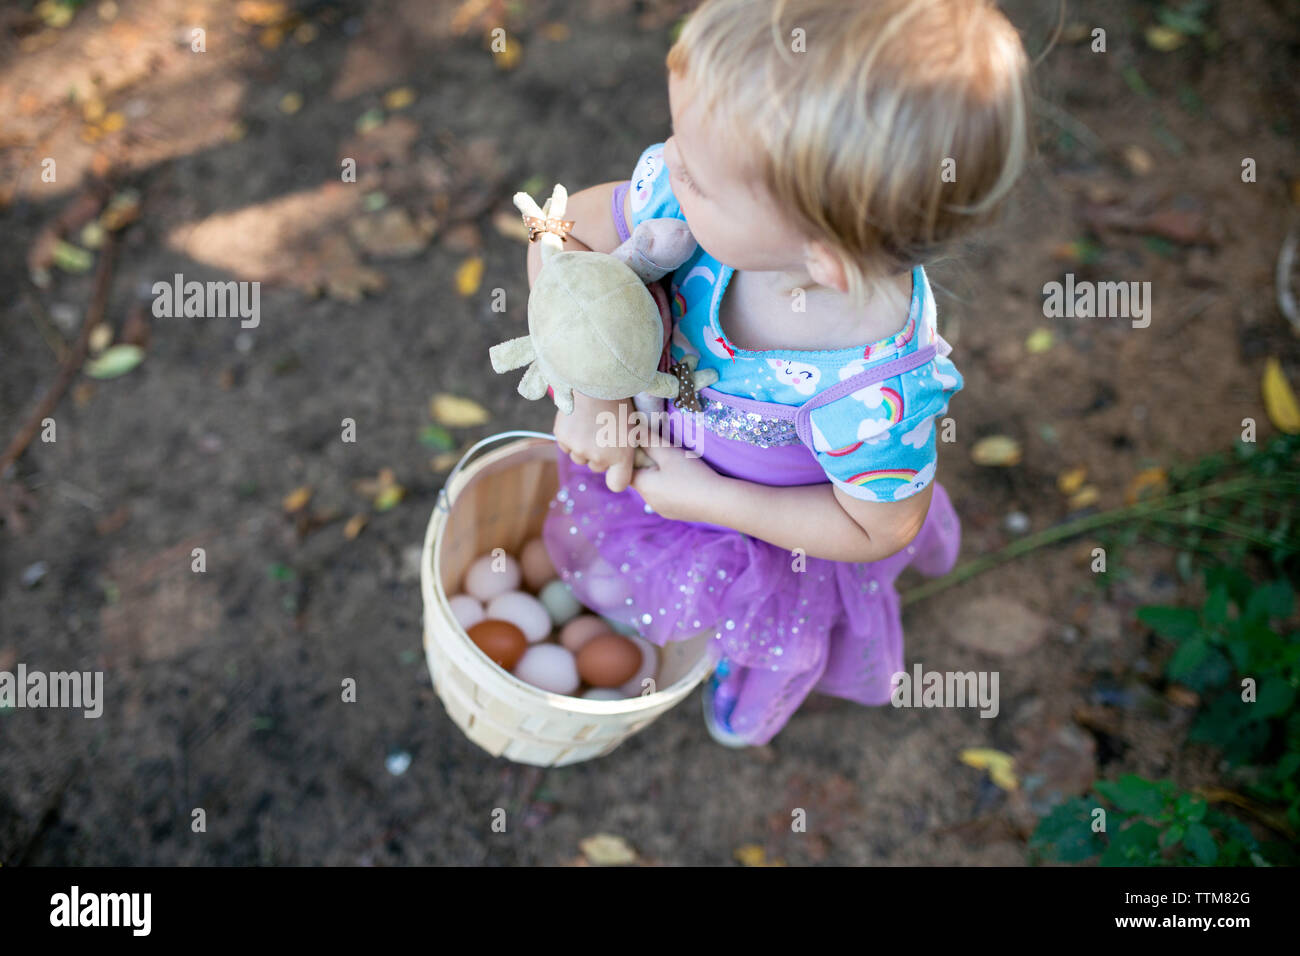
666, 0, 1032, 309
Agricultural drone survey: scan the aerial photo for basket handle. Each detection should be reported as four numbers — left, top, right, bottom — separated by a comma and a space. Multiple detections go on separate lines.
436, 430, 556, 513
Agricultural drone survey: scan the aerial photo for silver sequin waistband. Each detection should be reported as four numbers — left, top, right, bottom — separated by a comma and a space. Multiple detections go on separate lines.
695, 395, 802, 448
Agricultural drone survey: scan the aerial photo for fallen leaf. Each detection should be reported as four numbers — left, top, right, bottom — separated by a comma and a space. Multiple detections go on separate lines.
960, 747, 1019, 790
431, 393, 490, 427
85, 344, 144, 379
542, 22, 570, 41
1056, 466, 1087, 495
1051, 238, 1102, 265
236, 2, 289, 26
354, 108, 385, 134
282, 485, 313, 513
344, 514, 367, 540
1145, 24, 1186, 51
970, 435, 1021, 467
349, 208, 433, 258
1068, 485, 1100, 509
579, 833, 638, 866
88, 323, 113, 354
494, 39, 522, 69
375, 485, 405, 511
80, 221, 105, 250
420, 425, 455, 451
1025, 328, 1054, 354
383, 86, 416, 110
492, 208, 530, 243
1122, 144, 1154, 176
100, 190, 141, 231
52, 240, 94, 273
430, 452, 460, 472
733, 843, 785, 866
279, 92, 303, 114
1124, 467, 1167, 505
454, 256, 484, 296
1262, 358, 1300, 434
100, 111, 126, 134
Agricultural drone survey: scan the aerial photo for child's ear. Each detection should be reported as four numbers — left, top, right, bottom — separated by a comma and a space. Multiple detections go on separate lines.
803, 241, 849, 294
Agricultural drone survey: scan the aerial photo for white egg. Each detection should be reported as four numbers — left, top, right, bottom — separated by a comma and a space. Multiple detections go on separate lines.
486, 591, 552, 643
618, 635, 659, 697
463, 552, 521, 602
582, 688, 625, 701
447, 594, 484, 630
513, 644, 580, 695
538, 579, 582, 625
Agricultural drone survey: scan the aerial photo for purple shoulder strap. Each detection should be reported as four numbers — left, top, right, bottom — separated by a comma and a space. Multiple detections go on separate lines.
695, 334, 952, 451
612, 181, 631, 243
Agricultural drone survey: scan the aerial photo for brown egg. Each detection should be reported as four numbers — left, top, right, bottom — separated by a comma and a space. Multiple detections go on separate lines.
467, 619, 528, 670
559, 614, 610, 653
576, 634, 643, 688
520, 538, 557, 592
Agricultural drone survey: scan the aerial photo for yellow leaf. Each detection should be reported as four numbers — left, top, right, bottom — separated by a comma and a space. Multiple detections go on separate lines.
99, 111, 125, 133
1056, 466, 1087, 495
282, 485, 313, 513
734, 843, 786, 867
431, 393, 490, 427
375, 484, 405, 512
279, 92, 303, 115
1262, 358, 1300, 434
454, 256, 484, 296
430, 452, 460, 473
1068, 485, 1100, 509
1145, 25, 1186, 51
1025, 328, 1054, 354
970, 435, 1021, 467
1125, 467, 1168, 505
343, 513, 367, 540
959, 748, 1019, 791
383, 86, 416, 110
542, 22, 570, 41
88, 323, 113, 355
579, 833, 638, 866
494, 39, 522, 70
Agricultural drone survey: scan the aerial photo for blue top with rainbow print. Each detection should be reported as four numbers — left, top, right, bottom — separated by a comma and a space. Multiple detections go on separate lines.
627, 142, 964, 503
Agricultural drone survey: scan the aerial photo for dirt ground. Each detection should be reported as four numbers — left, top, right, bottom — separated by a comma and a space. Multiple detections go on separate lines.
1, 0, 1297, 865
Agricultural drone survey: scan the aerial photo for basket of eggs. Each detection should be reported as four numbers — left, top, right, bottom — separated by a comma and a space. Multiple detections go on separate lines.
421, 431, 714, 767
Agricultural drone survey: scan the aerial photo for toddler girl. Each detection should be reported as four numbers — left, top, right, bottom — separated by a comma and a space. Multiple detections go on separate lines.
530, 0, 1031, 745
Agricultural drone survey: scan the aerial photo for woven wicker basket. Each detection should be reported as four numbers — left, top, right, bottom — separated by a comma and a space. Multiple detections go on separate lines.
421, 432, 713, 767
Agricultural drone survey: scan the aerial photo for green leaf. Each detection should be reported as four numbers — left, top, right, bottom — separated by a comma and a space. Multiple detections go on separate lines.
1028, 798, 1104, 863
1168, 637, 1211, 681
1138, 606, 1202, 642
1247, 581, 1294, 622
419, 424, 455, 451
1102, 821, 1161, 866
1159, 823, 1185, 848
1254, 681, 1296, 719
1183, 823, 1218, 864
1096, 775, 1166, 816
52, 239, 94, 273
1204, 586, 1230, 626
85, 344, 144, 379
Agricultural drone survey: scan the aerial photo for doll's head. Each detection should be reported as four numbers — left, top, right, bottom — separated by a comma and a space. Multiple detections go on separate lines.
662, 0, 1031, 308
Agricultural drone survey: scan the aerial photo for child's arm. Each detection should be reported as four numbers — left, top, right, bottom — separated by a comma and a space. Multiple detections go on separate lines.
526, 181, 641, 493
631, 443, 933, 563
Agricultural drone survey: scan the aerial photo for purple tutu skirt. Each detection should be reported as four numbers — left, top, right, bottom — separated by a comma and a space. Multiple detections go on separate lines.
542, 451, 962, 745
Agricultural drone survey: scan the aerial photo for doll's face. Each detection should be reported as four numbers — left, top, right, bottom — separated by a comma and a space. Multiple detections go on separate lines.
664, 69, 808, 272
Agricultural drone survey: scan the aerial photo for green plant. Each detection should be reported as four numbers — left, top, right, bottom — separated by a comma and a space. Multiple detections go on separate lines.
1030, 776, 1268, 866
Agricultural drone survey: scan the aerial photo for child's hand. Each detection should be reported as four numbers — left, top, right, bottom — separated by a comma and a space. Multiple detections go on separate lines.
630, 441, 721, 522
554, 393, 638, 493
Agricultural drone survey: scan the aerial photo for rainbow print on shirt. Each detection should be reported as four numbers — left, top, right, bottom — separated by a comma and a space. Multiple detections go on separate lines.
846, 468, 917, 487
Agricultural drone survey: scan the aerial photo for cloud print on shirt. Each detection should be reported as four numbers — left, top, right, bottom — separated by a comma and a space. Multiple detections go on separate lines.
899, 416, 933, 449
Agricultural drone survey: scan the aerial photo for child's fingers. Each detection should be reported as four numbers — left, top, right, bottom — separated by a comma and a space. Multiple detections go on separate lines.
605, 455, 632, 493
